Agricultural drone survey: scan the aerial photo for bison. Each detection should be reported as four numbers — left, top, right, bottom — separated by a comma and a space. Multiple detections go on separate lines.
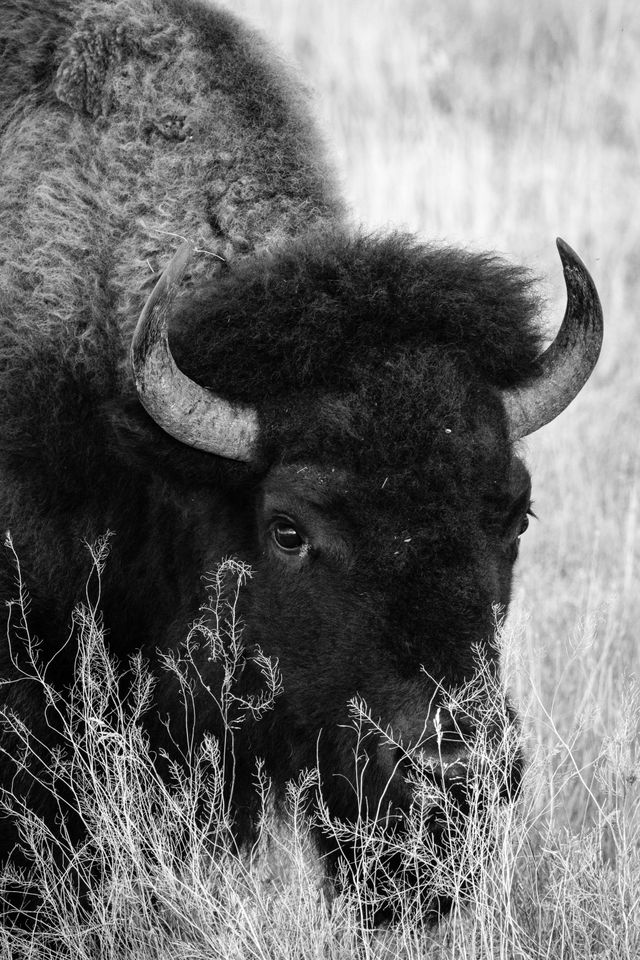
0, 0, 601, 921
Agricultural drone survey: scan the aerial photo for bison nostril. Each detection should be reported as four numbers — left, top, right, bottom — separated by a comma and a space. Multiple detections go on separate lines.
390, 740, 470, 779
419, 710, 475, 758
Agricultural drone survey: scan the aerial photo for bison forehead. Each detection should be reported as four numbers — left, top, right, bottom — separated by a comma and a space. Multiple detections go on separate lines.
263, 349, 511, 485
262, 412, 511, 550
169, 229, 545, 412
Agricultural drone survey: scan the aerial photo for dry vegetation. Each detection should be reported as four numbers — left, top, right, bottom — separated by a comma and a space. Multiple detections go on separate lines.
2, 0, 639, 956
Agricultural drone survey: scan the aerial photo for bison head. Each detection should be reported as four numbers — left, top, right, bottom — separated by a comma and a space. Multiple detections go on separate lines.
130, 229, 602, 909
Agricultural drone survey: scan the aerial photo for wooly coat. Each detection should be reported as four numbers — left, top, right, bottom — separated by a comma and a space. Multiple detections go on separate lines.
0, 0, 600, 922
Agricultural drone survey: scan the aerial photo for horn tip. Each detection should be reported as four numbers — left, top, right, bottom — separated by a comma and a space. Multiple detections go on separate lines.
555, 237, 591, 277
555, 236, 574, 262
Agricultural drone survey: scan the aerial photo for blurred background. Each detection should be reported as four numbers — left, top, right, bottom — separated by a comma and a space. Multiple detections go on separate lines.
223, 0, 640, 831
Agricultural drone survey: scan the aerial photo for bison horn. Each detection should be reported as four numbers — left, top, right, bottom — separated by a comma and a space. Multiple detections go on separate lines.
131, 241, 259, 461
501, 238, 603, 440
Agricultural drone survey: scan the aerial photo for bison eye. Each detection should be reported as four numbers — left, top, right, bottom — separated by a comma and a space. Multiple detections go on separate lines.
514, 507, 536, 542
272, 521, 304, 552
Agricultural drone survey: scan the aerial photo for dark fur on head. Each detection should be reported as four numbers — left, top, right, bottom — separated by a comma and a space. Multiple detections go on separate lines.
172, 227, 544, 402
169, 227, 544, 470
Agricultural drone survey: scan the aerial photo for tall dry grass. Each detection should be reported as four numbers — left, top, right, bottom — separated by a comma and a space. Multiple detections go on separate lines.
2, 550, 637, 958
2, 0, 639, 956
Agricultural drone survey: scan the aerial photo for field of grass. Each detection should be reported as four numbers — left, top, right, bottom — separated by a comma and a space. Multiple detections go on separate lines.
2, 0, 639, 956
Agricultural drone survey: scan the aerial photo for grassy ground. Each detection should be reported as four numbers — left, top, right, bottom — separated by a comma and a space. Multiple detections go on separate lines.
2, 0, 639, 956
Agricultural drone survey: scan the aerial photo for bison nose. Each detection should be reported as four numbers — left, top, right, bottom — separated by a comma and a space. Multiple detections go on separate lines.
377, 706, 523, 802
408, 712, 472, 793
389, 707, 524, 805
419, 709, 472, 761
376, 708, 473, 784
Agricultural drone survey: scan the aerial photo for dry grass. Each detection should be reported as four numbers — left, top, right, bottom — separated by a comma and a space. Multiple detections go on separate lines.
2, 553, 638, 958
2, 0, 640, 955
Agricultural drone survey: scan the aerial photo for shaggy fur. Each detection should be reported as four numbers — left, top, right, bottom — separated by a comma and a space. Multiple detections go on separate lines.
0, 0, 547, 921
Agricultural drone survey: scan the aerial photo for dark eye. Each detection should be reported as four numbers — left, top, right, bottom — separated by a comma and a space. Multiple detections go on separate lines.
272, 522, 304, 552
517, 514, 530, 537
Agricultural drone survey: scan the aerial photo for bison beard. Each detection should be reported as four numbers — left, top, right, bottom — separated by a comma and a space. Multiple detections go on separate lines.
0, 0, 601, 928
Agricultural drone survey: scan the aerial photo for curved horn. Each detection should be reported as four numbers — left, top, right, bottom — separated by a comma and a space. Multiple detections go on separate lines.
131, 242, 259, 461
502, 238, 603, 441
